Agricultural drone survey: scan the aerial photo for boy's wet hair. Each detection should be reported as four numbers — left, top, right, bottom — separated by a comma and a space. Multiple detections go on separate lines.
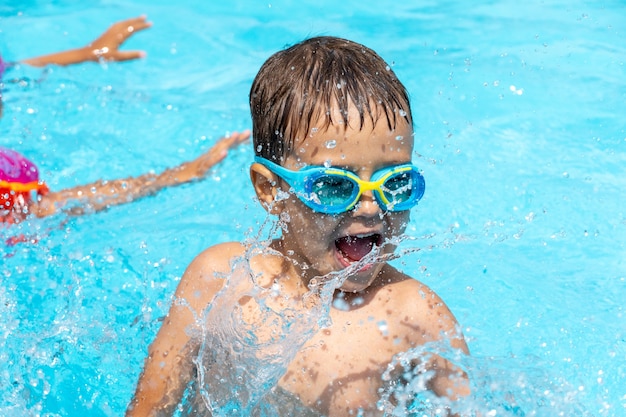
250, 36, 412, 163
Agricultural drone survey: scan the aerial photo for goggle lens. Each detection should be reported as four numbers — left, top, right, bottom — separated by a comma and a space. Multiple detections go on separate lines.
310, 175, 357, 207
381, 171, 414, 205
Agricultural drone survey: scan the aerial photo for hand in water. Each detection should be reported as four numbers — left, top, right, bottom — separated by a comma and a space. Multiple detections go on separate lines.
20, 15, 152, 67
88, 15, 152, 62
165, 130, 250, 184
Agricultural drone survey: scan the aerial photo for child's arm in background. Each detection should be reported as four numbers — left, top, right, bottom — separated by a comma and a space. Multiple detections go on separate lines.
33, 131, 249, 217
20, 16, 151, 67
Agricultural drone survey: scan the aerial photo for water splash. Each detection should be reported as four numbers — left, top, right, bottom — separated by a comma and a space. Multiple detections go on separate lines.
186, 240, 334, 415
184, 226, 414, 415
377, 341, 594, 417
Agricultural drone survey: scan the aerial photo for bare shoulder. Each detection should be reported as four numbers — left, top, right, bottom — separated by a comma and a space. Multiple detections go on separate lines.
175, 241, 246, 312
376, 264, 444, 304
185, 241, 246, 275
377, 265, 467, 351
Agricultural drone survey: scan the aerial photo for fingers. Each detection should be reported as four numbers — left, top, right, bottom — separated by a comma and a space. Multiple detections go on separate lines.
110, 50, 147, 62
92, 16, 151, 61
227, 130, 251, 147
213, 131, 249, 150
229, 131, 250, 150
106, 15, 152, 42
122, 15, 152, 34
189, 131, 250, 176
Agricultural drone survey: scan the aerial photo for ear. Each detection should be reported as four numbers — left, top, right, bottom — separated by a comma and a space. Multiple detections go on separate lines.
250, 163, 283, 215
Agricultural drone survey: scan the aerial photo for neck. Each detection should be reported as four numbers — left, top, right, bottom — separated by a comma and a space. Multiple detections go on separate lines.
269, 238, 326, 291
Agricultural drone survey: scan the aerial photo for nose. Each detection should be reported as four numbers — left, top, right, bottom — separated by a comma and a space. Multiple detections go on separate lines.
351, 190, 383, 217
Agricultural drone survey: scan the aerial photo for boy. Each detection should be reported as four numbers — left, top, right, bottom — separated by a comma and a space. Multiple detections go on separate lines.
127, 36, 469, 416
1, 131, 249, 225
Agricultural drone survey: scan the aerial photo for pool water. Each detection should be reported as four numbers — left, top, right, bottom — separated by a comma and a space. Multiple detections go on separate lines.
1, 0, 625, 416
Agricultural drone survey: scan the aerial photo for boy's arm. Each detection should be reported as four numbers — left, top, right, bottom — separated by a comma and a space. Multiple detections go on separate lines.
404, 283, 471, 410
20, 16, 151, 67
426, 336, 471, 403
32, 131, 249, 217
126, 243, 239, 417
126, 301, 199, 417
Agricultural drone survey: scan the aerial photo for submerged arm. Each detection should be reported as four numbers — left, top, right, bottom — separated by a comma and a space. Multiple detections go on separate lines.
20, 16, 151, 67
404, 284, 472, 415
33, 131, 249, 217
427, 346, 471, 415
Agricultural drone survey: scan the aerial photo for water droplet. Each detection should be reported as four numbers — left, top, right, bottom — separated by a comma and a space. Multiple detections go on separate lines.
276, 190, 290, 202
332, 297, 350, 311
351, 296, 364, 306
325, 140, 337, 149
395, 135, 403, 141
399, 109, 407, 117
377, 320, 389, 336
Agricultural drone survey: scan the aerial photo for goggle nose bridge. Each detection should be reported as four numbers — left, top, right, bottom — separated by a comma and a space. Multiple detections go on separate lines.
333, 173, 394, 209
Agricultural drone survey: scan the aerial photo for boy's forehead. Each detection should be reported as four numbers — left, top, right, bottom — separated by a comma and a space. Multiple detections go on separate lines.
280, 98, 414, 169
288, 118, 414, 168
296, 123, 414, 147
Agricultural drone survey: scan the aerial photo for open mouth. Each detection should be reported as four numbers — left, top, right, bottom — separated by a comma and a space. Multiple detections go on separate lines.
335, 233, 383, 266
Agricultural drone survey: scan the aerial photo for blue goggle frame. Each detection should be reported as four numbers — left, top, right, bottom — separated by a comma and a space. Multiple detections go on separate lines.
254, 156, 425, 215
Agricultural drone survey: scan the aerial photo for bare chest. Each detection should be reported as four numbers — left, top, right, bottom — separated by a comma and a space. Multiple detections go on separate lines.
277, 302, 414, 414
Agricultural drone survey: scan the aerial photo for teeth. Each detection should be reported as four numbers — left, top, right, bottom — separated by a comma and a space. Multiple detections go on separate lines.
354, 233, 377, 239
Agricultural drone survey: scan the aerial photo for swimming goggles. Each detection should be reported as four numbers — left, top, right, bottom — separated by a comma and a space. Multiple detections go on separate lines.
254, 156, 425, 214
0, 179, 47, 193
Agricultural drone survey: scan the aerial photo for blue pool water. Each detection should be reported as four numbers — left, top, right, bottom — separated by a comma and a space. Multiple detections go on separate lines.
1, 0, 624, 415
